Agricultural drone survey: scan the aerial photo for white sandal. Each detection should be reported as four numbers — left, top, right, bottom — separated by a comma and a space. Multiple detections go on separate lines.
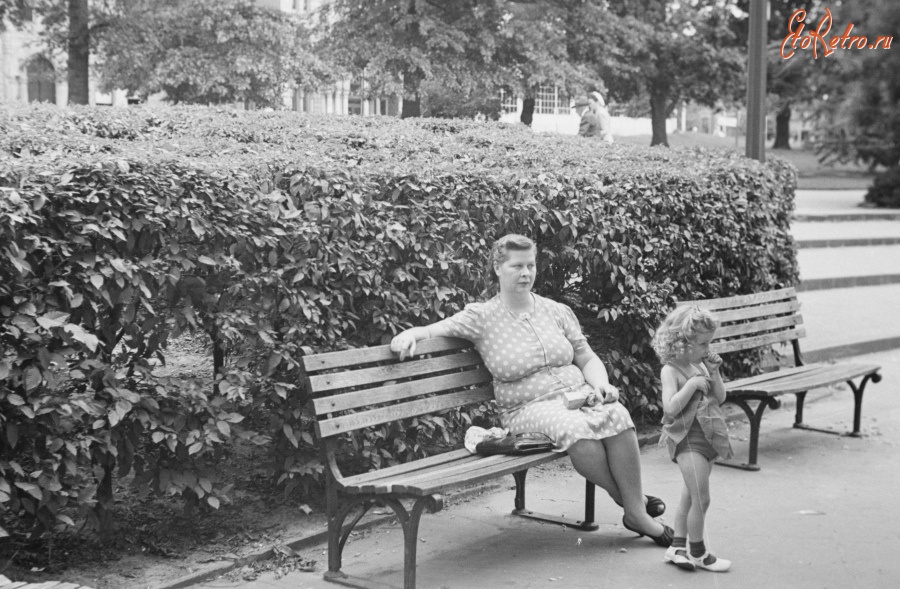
689, 551, 731, 572
664, 546, 696, 571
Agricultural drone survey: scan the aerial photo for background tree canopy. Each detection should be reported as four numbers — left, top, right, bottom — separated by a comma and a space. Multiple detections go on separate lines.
99, 0, 329, 107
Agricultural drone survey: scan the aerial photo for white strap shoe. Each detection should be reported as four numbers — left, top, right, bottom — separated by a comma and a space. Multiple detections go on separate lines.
689, 551, 731, 572
664, 546, 696, 571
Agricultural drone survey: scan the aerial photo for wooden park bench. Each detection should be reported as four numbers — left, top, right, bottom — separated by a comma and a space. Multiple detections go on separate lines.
679, 287, 882, 471
302, 337, 599, 589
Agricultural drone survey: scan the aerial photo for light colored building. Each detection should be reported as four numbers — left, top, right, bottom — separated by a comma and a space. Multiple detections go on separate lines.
1, 8, 128, 107
264, 0, 400, 116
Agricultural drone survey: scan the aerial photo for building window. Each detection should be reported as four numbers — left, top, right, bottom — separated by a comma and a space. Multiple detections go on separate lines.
26, 56, 56, 104
534, 85, 558, 114
499, 87, 517, 114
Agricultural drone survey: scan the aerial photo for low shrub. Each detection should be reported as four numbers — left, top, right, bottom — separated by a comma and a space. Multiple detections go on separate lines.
1, 103, 798, 538
864, 165, 900, 207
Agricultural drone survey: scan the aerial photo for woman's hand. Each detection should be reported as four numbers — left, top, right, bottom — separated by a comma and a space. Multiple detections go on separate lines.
688, 375, 710, 395
702, 352, 723, 373
390, 330, 418, 360
595, 383, 620, 404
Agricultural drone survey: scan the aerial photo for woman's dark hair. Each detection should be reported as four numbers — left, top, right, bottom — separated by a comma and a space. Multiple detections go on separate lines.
490, 234, 536, 270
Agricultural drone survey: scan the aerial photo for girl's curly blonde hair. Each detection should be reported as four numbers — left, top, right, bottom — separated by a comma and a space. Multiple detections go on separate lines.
651, 306, 719, 364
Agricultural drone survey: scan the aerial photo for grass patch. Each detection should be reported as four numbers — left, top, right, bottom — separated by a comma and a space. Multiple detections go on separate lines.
617, 132, 878, 190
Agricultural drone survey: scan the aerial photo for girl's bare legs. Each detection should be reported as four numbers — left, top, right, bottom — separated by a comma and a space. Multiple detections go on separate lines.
568, 431, 665, 536
675, 451, 712, 541
674, 483, 691, 540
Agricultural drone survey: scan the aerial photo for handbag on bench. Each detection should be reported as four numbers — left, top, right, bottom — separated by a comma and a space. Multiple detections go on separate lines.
475, 432, 555, 456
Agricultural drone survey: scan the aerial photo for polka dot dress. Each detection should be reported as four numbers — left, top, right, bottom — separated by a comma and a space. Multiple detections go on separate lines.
436, 294, 634, 452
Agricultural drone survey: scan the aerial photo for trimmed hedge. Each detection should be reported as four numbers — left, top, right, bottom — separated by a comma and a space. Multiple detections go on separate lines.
0, 103, 798, 536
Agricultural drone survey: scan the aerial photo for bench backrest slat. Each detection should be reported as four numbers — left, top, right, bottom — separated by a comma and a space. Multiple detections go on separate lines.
302, 337, 475, 372
316, 387, 494, 438
713, 314, 804, 339
677, 287, 803, 355
307, 349, 483, 393
711, 327, 806, 354
677, 286, 796, 311
312, 366, 493, 415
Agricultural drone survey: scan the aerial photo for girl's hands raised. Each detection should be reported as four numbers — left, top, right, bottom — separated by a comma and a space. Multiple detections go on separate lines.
703, 352, 723, 373
688, 375, 710, 395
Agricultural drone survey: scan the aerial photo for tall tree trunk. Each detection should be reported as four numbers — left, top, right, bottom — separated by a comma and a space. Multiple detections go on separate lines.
649, 89, 670, 147
773, 103, 792, 149
520, 96, 535, 126
67, 0, 90, 105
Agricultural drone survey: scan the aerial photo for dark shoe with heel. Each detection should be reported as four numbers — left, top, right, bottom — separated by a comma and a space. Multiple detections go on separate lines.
645, 495, 665, 517
622, 517, 674, 548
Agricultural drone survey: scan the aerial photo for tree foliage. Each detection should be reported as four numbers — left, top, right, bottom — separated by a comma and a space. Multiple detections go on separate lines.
322, 0, 595, 118
98, 0, 329, 107
815, 0, 900, 169
590, 0, 746, 146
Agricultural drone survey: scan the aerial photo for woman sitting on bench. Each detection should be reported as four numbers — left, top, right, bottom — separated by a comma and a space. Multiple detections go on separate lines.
390, 234, 673, 547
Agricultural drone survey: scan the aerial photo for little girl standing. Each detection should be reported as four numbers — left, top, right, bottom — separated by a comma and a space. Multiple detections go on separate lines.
652, 306, 733, 572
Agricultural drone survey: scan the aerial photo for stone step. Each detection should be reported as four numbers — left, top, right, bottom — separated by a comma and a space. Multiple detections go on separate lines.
797, 244, 900, 291
798, 284, 900, 361
793, 220, 900, 248
793, 189, 900, 222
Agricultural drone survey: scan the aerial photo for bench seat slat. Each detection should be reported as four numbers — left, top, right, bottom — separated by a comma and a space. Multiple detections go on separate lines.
339, 449, 473, 487
678, 287, 797, 311
713, 314, 804, 339
370, 451, 526, 491
742, 363, 880, 396
312, 367, 493, 415
344, 452, 488, 492
317, 387, 494, 438
727, 362, 880, 396
723, 364, 822, 389
712, 327, 806, 354
301, 337, 474, 373
308, 350, 484, 393
340, 452, 559, 496
390, 451, 564, 495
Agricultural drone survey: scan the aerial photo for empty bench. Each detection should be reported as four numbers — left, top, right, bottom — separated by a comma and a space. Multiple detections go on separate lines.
679, 287, 882, 471
302, 337, 599, 589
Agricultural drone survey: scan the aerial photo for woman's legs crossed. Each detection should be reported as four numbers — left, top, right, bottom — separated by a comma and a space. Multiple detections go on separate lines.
567, 438, 622, 503
675, 451, 712, 541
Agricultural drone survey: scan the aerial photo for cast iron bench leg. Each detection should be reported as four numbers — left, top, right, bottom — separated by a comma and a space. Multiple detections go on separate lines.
324, 494, 374, 584
793, 373, 882, 437
512, 469, 599, 530
718, 396, 780, 471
